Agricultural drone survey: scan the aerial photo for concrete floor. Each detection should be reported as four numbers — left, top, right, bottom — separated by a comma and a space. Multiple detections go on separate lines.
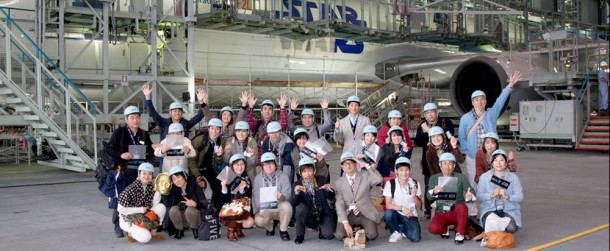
0, 143, 608, 251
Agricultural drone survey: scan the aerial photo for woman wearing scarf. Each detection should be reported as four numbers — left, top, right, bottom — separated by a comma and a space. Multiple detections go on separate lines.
117, 163, 166, 243
378, 126, 412, 178
290, 128, 330, 180
220, 154, 255, 241
474, 132, 517, 184
426, 126, 464, 175
223, 121, 259, 177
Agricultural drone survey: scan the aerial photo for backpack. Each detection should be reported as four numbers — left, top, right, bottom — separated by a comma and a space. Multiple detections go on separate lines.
198, 200, 221, 241
389, 178, 418, 198
95, 141, 118, 185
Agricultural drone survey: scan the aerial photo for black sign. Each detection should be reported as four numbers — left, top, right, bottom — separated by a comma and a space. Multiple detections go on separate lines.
490, 175, 510, 189
437, 192, 457, 200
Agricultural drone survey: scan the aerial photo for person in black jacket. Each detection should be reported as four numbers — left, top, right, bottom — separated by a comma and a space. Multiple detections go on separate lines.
414, 103, 455, 219
291, 157, 336, 244
220, 153, 255, 241
164, 166, 207, 240
106, 106, 156, 238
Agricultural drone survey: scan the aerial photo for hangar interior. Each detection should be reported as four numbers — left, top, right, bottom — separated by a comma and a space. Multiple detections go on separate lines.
0, 0, 608, 171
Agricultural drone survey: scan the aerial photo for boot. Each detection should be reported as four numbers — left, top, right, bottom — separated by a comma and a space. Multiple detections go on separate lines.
192, 229, 199, 240
174, 229, 185, 240
125, 232, 135, 243
227, 222, 238, 241
235, 222, 245, 238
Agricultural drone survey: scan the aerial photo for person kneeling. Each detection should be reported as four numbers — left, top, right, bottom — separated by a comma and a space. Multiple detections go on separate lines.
253, 152, 293, 241
118, 163, 166, 243
220, 153, 255, 241
291, 157, 337, 244
334, 152, 382, 241
427, 153, 476, 244
165, 166, 207, 240
383, 157, 422, 243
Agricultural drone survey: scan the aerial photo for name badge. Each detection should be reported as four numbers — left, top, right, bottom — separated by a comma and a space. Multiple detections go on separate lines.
443, 205, 451, 212
139, 140, 145, 145
348, 203, 356, 211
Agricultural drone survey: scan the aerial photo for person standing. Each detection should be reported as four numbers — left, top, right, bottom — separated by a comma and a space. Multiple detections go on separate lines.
598, 61, 609, 116
334, 95, 371, 157
288, 97, 332, 141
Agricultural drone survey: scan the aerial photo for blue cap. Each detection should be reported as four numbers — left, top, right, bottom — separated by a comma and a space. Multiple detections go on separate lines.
363, 125, 378, 134
428, 126, 444, 137
208, 118, 223, 127
471, 90, 486, 100
491, 149, 508, 161
479, 132, 500, 141
298, 157, 315, 167
169, 166, 186, 176
124, 106, 140, 116
230, 153, 246, 165
423, 103, 438, 113
394, 157, 411, 168
169, 102, 184, 111
261, 99, 275, 108
138, 162, 154, 173
266, 121, 281, 133
346, 95, 361, 105
168, 123, 184, 133
388, 110, 402, 119
340, 152, 356, 164
388, 126, 403, 136
439, 152, 456, 164
220, 106, 233, 114
301, 109, 314, 117
235, 121, 250, 130
261, 152, 277, 163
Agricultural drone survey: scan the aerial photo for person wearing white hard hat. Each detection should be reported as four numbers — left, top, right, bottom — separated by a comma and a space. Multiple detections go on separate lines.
425, 126, 464, 175
261, 121, 296, 186
476, 149, 523, 234
290, 128, 330, 180
118, 163, 166, 243
383, 157, 422, 243
414, 102, 455, 219
219, 153, 255, 241
154, 123, 196, 173
474, 132, 517, 184
458, 71, 523, 189
163, 166, 207, 240
107, 106, 157, 238
253, 152, 293, 242
377, 110, 413, 151
427, 153, 476, 244
244, 93, 290, 157
189, 118, 226, 209
287, 97, 332, 141
333, 151, 382, 241
598, 61, 608, 115
223, 121, 259, 177
378, 126, 412, 178
141, 84, 212, 141
355, 125, 381, 173
333, 95, 372, 157
216, 91, 250, 140
290, 157, 336, 244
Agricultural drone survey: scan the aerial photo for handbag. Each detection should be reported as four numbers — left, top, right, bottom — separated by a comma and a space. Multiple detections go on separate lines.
198, 200, 221, 241
219, 197, 252, 221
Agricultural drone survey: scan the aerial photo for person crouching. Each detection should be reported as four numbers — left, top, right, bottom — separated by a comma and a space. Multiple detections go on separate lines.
291, 157, 336, 244
165, 166, 207, 240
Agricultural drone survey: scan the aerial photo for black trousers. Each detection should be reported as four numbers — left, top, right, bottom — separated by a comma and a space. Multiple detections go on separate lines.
423, 175, 432, 213
294, 204, 336, 239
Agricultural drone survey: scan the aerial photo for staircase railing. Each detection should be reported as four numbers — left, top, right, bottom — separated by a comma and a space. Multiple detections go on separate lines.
0, 7, 98, 168
574, 75, 592, 149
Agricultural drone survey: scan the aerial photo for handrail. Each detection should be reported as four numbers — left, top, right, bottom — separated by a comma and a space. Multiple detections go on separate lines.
575, 73, 590, 103
0, 7, 97, 116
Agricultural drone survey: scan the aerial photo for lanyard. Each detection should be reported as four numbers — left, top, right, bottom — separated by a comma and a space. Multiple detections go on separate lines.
350, 115, 359, 134
126, 126, 139, 145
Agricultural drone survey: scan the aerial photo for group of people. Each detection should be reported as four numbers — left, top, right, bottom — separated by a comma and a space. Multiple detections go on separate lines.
104, 71, 525, 246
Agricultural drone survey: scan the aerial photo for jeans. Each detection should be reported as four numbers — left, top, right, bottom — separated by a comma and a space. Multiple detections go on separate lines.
383, 210, 421, 242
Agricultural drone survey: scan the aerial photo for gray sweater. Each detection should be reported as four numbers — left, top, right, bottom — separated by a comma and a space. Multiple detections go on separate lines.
252, 170, 292, 213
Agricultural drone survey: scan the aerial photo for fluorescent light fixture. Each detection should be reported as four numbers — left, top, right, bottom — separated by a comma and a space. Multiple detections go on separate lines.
434, 69, 446, 74
298, 61, 306, 65
0, 0, 19, 7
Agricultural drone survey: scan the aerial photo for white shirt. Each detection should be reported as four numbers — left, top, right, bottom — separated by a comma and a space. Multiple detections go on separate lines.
383, 178, 422, 217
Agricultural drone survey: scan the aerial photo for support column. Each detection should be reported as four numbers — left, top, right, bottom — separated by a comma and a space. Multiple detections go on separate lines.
187, 0, 196, 111
103, 1, 110, 114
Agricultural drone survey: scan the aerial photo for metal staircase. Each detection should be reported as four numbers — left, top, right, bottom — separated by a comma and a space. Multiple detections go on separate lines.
576, 115, 610, 151
0, 8, 97, 172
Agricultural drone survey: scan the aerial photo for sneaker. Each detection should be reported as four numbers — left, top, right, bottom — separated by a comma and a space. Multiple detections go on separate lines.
455, 233, 464, 244
388, 231, 403, 243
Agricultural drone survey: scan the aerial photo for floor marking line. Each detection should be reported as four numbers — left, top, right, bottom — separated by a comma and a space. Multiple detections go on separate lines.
526, 223, 609, 251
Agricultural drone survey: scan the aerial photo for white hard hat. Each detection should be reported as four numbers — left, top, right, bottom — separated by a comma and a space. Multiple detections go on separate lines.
428, 126, 444, 137
363, 125, 378, 134
124, 106, 140, 116
220, 106, 233, 114
394, 157, 411, 168
388, 126, 404, 136
471, 90, 486, 100
235, 121, 250, 130
261, 152, 277, 163
208, 118, 223, 128
479, 132, 500, 141
261, 99, 275, 108
169, 166, 186, 176
169, 102, 183, 111
168, 123, 184, 133
340, 152, 356, 164
266, 121, 282, 133
230, 153, 246, 165
346, 95, 361, 105
301, 109, 314, 117
388, 110, 402, 119
439, 152, 456, 165
293, 128, 308, 137
423, 103, 438, 113
138, 162, 154, 173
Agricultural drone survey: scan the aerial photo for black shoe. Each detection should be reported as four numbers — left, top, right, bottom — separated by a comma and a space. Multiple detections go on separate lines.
280, 231, 290, 241
294, 235, 304, 244
266, 229, 275, 236
288, 221, 295, 228
424, 211, 431, 220
174, 229, 185, 240
192, 229, 199, 239
114, 226, 124, 238
318, 232, 326, 240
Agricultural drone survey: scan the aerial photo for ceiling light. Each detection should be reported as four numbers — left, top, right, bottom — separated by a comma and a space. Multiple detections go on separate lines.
434, 69, 446, 74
